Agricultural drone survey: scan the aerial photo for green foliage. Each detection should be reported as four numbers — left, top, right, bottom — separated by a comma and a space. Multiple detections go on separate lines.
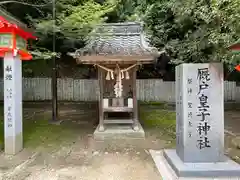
139, 104, 176, 140
142, 0, 240, 67
3, 0, 240, 73
140, 109, 175, 128
106, 0, 140, 22
101, 0, 240, 69
30, 0, 117, 53
2, 0, 117, 60
60, 0, 116, 37
0, 109, 81, 149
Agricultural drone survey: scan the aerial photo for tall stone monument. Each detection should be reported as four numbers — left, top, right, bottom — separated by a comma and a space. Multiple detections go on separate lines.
4, 53, 23, 155
150, 63, 240, 178
175, 63, 224, 163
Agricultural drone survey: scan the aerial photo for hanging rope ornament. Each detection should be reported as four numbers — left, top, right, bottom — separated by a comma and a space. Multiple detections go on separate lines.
94, 63, 141, 98
121, 71, 124, 79
111, 71, 114, 79
125, 71, 130, 80
106, 71, 110, 80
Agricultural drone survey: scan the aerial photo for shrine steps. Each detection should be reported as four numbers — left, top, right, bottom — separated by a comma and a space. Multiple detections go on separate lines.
103, 119, 134, 124
93, 123, 145, 141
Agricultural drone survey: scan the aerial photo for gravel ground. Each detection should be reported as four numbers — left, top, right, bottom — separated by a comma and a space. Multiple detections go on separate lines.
0, 103, 240, 180
0, 136, 163, 180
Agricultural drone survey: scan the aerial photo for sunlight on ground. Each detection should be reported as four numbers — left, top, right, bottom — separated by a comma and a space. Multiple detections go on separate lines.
0, 102, 239, 180
0, 112, 81, 150
0, 102, 176, 150
140, 108, 175, 128
140, 103, 176, 140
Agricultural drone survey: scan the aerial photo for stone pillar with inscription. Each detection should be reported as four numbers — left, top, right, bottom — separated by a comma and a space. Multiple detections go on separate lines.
4, 53, 23, 155
175, 63, 225, 163
151, 63, 240, 178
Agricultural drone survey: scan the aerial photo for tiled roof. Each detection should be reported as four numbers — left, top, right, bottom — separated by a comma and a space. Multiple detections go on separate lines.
71, 22, 159, 58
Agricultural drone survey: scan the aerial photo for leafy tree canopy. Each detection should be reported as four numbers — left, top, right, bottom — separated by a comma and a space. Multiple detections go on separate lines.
2, 0, 118, 59
140, 0, 240, 69
1, 0, 240, 71
30, 0, 117, 57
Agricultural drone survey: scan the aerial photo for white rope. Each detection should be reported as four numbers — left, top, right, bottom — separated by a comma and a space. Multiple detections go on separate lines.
121, 63, 138, 72
95, 63, 139, 73
95, 63, 140, 97
94, 64, 114, 73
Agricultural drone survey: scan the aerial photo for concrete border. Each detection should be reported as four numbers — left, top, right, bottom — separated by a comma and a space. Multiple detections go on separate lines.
149, 150, 240, 180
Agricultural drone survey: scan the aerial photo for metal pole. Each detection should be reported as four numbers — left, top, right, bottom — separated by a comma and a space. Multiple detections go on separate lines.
51, 55, 58, 122
50, 0, 59, 123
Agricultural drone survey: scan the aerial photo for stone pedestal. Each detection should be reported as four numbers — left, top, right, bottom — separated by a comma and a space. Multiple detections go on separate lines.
4, 53, 23, 155
150, 63, 240, 178
94, 122, 145, 141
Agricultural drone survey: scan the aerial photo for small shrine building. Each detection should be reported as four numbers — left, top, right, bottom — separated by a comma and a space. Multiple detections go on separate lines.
71, 22, 160, 138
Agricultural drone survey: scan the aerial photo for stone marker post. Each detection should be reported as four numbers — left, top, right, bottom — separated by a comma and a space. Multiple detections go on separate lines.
162, 63, 240, 178
175, 63, 224, 162
4, 53, 23, 155
0, 12, 36, 155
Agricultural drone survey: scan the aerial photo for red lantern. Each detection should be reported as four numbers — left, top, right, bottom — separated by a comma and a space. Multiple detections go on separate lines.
235, 65, 240, 72
0, 16, 37, 60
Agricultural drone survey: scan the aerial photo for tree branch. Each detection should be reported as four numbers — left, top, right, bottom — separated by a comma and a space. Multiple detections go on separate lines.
0, 0, 52, 7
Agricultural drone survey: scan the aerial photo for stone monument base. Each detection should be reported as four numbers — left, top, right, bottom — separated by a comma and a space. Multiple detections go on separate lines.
4, 132, 23, 155
93, 123, 145, 141
150, 149, 240, 179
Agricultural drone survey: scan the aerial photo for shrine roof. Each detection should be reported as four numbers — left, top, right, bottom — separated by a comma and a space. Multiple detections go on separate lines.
69, 22, 160, 64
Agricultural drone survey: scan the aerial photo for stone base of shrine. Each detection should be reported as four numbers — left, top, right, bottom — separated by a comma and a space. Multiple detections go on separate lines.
93, 123, 145, 141
150, 149, 240, 179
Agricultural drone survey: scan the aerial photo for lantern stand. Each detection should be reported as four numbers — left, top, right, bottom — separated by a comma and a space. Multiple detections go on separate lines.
0, 11, 36, 155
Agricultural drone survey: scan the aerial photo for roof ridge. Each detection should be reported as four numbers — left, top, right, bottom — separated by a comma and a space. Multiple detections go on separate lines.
92, 22, 143, 36
96, 22, 142, 26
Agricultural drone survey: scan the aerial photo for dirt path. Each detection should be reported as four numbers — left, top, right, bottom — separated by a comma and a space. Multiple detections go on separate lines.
0, 135, 164, 180
1, 103, 240, 180
0, 103, 164, 180
225, 111, 240, 136
25, 150, 161, 180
